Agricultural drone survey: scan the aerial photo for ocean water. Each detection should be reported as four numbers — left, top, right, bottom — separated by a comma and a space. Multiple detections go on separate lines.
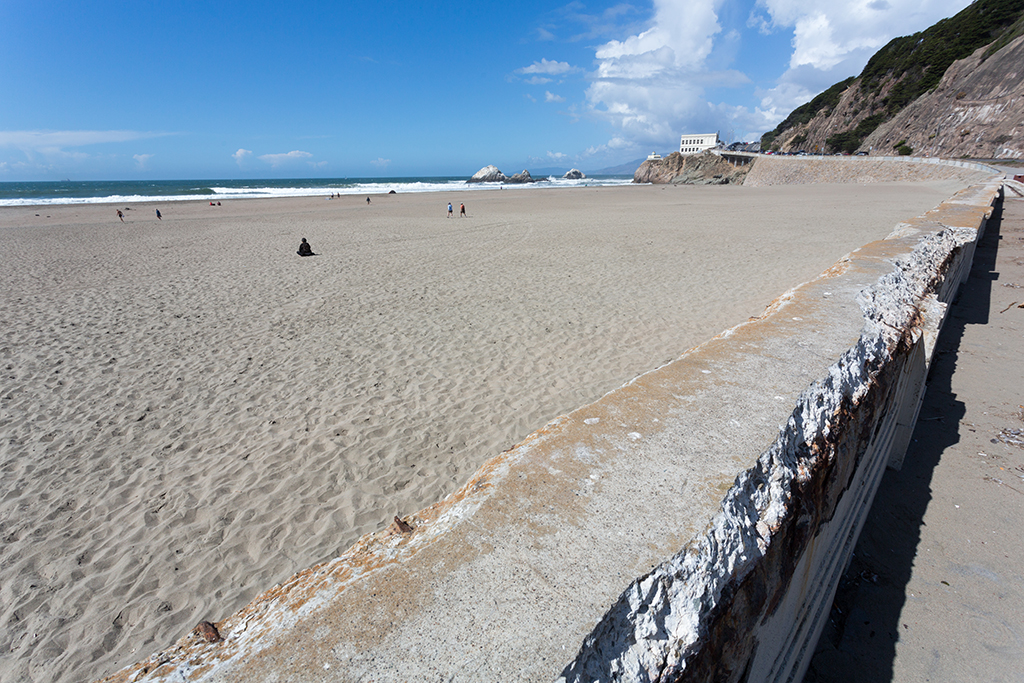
0, 175, 632, 207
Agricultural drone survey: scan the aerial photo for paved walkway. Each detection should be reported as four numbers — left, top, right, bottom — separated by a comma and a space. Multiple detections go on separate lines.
806, 193, 1024, 682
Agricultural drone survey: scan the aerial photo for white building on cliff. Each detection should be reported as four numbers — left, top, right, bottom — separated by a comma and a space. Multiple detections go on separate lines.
680, 133, 720, 155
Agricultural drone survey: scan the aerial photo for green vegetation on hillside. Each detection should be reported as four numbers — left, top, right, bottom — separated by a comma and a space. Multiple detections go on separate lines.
761, 0, 1024, 153
825, 113, 888, 153
982, 12, 1024, 58
860, 0, 1024, 112
760, 78, 854, 150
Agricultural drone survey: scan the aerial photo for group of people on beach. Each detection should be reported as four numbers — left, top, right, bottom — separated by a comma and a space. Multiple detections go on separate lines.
297, 200, 468, 257
116, 196, 468, 261
326, 193, 374, 203
118, 203, 231, 223
116, 208, 161, 221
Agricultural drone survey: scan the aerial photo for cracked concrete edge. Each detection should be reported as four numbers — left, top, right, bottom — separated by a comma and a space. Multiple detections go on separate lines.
556, 180, 1002, 683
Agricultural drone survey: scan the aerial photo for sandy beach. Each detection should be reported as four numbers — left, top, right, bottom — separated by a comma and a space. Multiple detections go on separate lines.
0, 181, 969, 682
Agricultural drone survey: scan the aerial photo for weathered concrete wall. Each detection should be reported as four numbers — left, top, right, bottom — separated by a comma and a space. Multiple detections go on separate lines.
560, 183, 999, 683
100, 169, 1001, 683
743, 154, 1000, 186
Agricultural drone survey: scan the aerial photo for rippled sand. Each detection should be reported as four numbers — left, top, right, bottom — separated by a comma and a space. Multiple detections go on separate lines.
0, 181, 966, 682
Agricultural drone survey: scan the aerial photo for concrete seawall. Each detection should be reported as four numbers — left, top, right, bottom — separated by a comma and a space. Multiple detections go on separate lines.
742, 153, 999, 186
103, 163, 1002, 683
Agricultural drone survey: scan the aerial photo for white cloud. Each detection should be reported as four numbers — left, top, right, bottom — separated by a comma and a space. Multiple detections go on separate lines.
0, 130, 152, 173
747, 8, 773, 35
545, 91, 565, 103
580, 0, 975, 153
755, 0, 975, 73
370, 157, 391, 168
524, 76, 553, 85
594, 0, 721, 74
751, 76, 823, 125
547, 151, 568, 160
585, 0, 733, 147
546, 2, 647, 43
517, 58, 574, 76
0, 130, 169, 149
750, 0, 973, 129
233, 148, 253, 166
790, 12, 844, 69
0, 130, 180, 177
258, 150, 313, 167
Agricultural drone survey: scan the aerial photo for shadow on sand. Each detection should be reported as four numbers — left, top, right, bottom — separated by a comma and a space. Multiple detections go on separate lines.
803, 197, 1004, 682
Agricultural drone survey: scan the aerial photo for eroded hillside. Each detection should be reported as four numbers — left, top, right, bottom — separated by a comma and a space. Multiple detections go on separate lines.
761, 0, 1024, 158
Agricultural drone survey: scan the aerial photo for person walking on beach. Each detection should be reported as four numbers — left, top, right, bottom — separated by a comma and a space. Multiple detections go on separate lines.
117, 209, 124, 222
459, 203, 466, 217
366, 196, 371, 204
447, 202, 453, 218
155, 209, 162, 220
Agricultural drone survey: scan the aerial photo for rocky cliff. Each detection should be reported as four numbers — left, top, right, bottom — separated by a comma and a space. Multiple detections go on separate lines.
761, 0, 1024, 158
863, 34, 1024, 159
633, 151, 752, 185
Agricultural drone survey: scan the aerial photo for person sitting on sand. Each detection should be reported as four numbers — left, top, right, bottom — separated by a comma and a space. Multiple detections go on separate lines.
297, 238, 316, 257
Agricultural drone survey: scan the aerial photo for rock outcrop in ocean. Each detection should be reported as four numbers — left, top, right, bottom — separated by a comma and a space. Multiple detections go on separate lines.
563, 169, 586, 179
467, 165, 508, 183
467, 166, 539, 183
508, 170, 536, 184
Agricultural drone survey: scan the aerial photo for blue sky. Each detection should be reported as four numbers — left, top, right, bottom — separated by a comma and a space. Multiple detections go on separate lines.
0, 0, 973, 180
